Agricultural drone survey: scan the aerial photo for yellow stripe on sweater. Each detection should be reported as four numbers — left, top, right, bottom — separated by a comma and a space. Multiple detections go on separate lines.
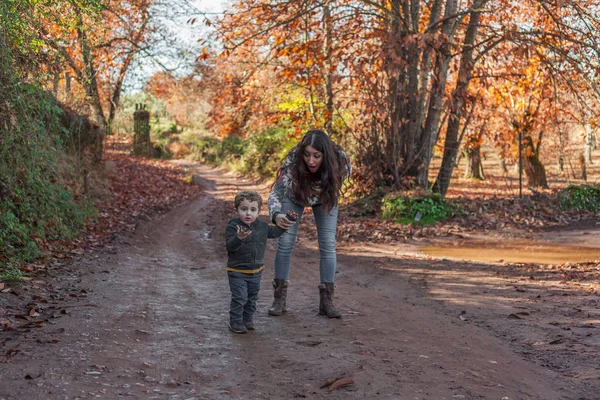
226, 265, 265, 274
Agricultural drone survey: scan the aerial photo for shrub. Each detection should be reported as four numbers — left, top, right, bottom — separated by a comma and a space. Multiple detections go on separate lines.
0, 85, 90, 272
239, 126, 295, 178
219, 135, 246, 160
381, 191, 455, 225
187, 136, 221, 164
559, 185, 600, 213
185, 125, 294, 180
0, 9, 97, 273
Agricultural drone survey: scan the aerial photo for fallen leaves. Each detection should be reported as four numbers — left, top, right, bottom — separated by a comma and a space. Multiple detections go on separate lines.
1, 136, 203, 339
330, 377, 354, 390
36, 136, 204, 264
336, 191, 596, 245
320, 376, 355, 390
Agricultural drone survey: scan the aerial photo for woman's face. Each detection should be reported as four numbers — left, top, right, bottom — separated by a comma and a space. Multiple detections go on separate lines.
303, 145, 323, 173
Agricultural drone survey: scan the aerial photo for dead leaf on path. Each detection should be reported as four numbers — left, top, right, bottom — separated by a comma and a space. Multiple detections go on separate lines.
32, 295, 47, 302
5, 348, 20, 357
320, 377, 338, 388
0, 282, 4, 290
330, 377, 354, 390
296, 340, 322, 347
0, 318, 16, 331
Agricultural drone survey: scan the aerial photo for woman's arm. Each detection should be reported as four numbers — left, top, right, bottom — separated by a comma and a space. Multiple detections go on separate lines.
338, 148, 352, 181
267, 149, 295, 223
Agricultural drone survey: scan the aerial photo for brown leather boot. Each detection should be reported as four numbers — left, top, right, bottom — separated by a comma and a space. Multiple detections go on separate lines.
319, 282, 342, 318
268, 279, 288, 316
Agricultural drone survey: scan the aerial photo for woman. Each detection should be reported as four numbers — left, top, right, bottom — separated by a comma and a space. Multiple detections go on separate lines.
267, 129, 352, 318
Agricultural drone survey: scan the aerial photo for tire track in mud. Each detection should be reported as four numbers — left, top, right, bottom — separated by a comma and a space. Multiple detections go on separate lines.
0, 164, 587, 399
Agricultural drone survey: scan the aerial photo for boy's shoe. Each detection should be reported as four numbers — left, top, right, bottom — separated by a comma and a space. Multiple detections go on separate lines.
243, 320, 255, 330
228, 321, 247, 334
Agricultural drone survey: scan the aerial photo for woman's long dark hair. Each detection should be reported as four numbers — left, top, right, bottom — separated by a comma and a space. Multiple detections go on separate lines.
286, 130, 347, 211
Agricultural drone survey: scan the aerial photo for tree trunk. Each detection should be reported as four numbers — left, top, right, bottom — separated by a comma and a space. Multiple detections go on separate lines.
499, 158, 508, 175
433, 6, 482, 195
387, 0, 406, 186
64, 71, 71, 102
72, 6, 106, 161
580, 153, 587, 181
557, 155, 564, 171
584, 124, 594, 165
522, 136, 548, 188
401, 0, 421, 175
322, 0, 333, 135
107, 17, 149, 136
464, 146, 485, 180
411, 0, 443, 188
416, 0, 458, 188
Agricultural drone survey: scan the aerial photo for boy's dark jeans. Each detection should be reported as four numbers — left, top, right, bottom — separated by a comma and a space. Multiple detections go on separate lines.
228, 270, 262, 323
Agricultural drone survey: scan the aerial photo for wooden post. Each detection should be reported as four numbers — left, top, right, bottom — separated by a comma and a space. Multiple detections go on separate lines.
518, 131, 522, 198
52, 72, 60, 96
64, 72, 71, 102
133, 103, 152, 156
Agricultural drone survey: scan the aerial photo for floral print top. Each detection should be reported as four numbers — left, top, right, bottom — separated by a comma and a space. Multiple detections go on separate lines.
267, 145, 352, 221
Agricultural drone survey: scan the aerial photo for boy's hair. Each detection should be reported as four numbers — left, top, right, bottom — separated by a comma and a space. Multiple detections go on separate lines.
234, 190, 263, 210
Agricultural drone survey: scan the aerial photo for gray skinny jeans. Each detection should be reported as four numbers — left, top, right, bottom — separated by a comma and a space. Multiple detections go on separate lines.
274, 197, 338, 283
228, 270, 262, 323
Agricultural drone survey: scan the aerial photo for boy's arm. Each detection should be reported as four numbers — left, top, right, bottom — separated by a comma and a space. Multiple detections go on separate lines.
225, 221, 245, 252
267, 224, 287, 238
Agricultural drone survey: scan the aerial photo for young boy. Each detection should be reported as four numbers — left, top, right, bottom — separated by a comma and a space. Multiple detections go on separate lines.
225, 190, 287, 333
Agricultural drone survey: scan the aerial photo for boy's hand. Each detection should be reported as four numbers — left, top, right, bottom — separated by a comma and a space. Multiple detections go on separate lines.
285, 210, 298, 222
237, 225, 252, 239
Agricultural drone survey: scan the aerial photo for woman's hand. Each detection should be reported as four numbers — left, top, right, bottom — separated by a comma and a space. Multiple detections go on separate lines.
275, 213, 294, 229
236, 225, 252, 240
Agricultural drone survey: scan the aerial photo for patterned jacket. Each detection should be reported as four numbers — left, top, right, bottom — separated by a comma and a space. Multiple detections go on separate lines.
267, 145, 352, 222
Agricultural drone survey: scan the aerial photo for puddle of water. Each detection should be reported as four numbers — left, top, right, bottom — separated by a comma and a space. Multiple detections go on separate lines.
421, 243, 600, 264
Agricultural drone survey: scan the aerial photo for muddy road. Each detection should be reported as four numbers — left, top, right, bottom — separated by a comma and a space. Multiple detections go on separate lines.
1, 165, 598, 399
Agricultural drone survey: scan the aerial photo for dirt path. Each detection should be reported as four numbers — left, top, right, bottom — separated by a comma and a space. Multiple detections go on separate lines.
1, 165, 597, 399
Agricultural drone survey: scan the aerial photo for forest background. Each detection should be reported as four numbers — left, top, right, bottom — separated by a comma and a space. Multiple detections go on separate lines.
1, 0, 600, 277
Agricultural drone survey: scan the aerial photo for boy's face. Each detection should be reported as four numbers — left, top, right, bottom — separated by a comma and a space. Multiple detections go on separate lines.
237, 199, 259, 225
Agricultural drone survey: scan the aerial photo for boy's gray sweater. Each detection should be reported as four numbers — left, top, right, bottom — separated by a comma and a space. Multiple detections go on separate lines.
225, 217, 286, 271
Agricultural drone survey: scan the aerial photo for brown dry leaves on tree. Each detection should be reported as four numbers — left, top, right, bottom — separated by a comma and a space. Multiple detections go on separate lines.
201, 0, 600, 196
